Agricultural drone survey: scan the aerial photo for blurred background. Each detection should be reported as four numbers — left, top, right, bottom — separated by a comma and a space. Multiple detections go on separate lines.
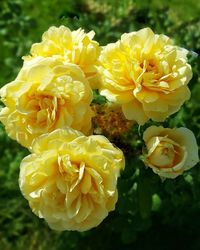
0, 0, 200, 249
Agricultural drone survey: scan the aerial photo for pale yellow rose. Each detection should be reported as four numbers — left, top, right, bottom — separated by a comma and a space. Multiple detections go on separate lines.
19, 128, 125, 231
24, 25, 101, 88
143, 126, 199, 178
98, 27, 192, 125
0, 57, 93, 148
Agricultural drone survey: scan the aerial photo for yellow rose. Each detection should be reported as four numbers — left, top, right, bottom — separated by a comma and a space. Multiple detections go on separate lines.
19, 128, 125, 231
143, 126, 199, 179
0, 57, 93, 148
24, 25, 101, 88
98, 27, 192, 125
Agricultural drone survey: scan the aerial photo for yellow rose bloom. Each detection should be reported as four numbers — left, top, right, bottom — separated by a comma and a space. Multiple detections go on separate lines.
143, 126, 199, 179
24, 25, 101, 88
19, 128, 125, 231
98, 27, 192, 125
0, 57, 93, 148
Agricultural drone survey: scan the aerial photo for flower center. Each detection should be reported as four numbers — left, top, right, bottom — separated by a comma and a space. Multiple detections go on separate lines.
137, 58, 171, 93
149, 142, 175, 168
57, 155, 101, 195
24, 93, 62, 133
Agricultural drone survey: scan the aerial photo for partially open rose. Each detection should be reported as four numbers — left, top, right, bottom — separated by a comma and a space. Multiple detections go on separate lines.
143, 126, 199, 178
0, 57, 93, 148
19, 128, 125, 231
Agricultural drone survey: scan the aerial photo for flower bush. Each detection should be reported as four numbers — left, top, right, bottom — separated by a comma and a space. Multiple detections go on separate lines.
0, 23, 199, 234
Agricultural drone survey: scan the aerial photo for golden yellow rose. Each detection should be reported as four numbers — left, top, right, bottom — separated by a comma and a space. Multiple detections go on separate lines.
143, 126, 199, 179
19, 128, 125, 231
0, 57, 93, 148
24, 25, 101, 88
98, 27, 192, 125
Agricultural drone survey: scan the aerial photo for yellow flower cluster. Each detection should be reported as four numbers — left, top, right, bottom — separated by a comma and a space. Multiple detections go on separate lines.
0, 25, 199, 231
0, 25, 125, 231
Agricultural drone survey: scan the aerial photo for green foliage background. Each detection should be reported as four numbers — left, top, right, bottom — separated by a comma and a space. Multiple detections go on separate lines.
0, 0, 200, 249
